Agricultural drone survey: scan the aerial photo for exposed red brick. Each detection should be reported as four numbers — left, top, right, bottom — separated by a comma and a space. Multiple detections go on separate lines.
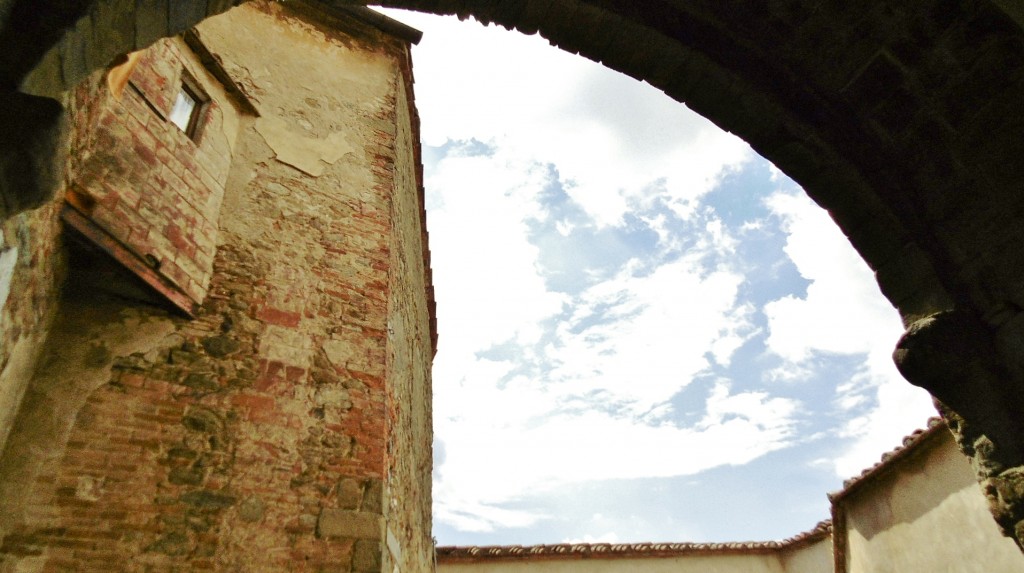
255, 307, 301, 328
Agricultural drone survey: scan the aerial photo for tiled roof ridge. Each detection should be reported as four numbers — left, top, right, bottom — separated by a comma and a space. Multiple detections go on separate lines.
435, 520, 832, 562
830, 416, 947, 501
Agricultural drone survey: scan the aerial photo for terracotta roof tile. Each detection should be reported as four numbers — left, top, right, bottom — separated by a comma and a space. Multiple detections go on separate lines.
435, 521, 832, 563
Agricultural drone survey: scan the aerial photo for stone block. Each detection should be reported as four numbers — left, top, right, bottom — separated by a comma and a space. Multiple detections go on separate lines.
599, 23, 640, 77
237, 496, 265, 522
322, 338, 355, 368
337, 478, 363, 510
763, 139, 827, 190
168, 466, 205, 485
842, 213, 908, 273
317, 509, 382, 540
201, 334, 241, 357
514, 0, 554, 36
841, 52, 906, 114
352, 539, 382, 573
361, 478, 383, 513
875, 243, 947, 315
179, 490, 236, 509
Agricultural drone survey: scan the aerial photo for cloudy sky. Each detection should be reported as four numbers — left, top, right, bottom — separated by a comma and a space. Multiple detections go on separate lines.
375, 8, 938, 546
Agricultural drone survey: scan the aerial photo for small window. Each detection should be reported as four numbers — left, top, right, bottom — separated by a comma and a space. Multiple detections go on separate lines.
168, 78, 206, 139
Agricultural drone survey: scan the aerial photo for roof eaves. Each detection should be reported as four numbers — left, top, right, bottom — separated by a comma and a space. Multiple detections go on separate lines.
828, 417, 947, 504
308, 2, 423, 44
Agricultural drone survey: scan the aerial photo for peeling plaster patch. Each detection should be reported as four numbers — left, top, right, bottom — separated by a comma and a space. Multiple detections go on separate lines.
220, 94, 243, 155
0, 337, 35, 456
386, 526, 402, 564
0, 245, 17, 313
254, 114, 355, 176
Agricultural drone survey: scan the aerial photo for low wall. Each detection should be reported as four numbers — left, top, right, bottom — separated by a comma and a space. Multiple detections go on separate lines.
438, 422, 1024, 573
438, 528, 832, 573
835, 426, 1024, 573
441, 554, 786, 573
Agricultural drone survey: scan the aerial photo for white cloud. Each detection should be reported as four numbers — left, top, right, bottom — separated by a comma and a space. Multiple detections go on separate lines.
763, 191, 896, 364
547, 254, 755, 412
761, 189, 936, 477
425, 145, 791, 530
436, 499, 549, 533
433, 380, 798, 531
426, 145, 566, 369
371, 9, 800, 536
381, 8, 751, 227
377, 7, 940, 541
428, 177, 788, 530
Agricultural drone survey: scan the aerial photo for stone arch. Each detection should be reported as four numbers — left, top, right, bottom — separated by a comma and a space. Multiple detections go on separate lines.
2, 0, 1024, 550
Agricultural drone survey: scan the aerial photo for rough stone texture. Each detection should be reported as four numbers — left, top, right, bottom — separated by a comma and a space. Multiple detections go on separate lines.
0, 3, 434, 571
318, 509, 383, 539
383, 35, 435, 573
0, 295, 180, 562
0, 202, 64, 455
894, 310, 1024, 549
942, 406, 1024, 552
0, 92, 66, 220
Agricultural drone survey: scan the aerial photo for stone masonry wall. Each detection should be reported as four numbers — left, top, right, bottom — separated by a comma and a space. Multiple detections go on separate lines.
0, 3, 434, 572
0, 202, 65, 457
382, 44, 435, 573
66, 36, 241, 306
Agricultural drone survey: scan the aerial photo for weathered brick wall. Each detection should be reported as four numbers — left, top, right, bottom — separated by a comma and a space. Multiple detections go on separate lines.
66, 36, 240, 306
1, 29, 241, 493
0, 3, 434, 572
0, 295, 184, 572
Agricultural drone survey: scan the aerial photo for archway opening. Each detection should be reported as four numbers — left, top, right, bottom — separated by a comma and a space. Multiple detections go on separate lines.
379, 9, 936, 546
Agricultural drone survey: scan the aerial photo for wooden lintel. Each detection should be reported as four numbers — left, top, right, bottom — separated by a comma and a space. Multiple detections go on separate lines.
61, 204, 198, 317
